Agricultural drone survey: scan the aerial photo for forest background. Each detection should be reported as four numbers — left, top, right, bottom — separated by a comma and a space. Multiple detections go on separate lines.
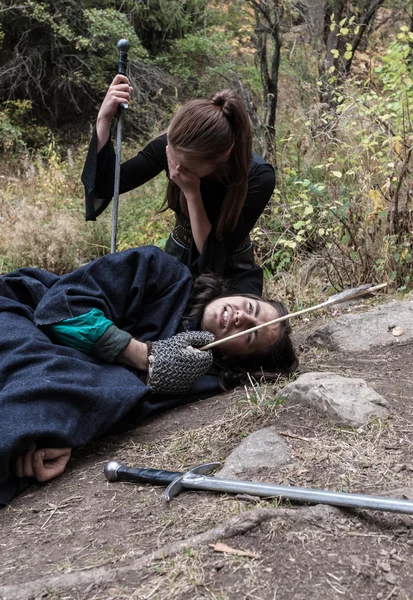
0, 0, 412, 309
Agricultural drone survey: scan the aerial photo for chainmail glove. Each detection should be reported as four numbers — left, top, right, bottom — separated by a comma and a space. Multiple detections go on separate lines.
146, 331, 215, 395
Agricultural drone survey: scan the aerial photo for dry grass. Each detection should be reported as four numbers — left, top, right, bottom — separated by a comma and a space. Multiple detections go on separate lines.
1, 205, 83, 273
0, 144, 173, 274
260, 251, 329, 313
0, 148, 111, 273
116, 380, 294, 476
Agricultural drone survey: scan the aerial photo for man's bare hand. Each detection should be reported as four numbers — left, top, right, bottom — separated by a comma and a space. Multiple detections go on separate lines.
16, 445, 71, 482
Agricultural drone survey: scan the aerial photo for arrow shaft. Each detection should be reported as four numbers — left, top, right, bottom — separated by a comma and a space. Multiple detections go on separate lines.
200, 283, 388, 351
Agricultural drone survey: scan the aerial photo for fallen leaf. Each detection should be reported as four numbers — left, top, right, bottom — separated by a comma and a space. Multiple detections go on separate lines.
392, 327, 404, 337
209, 542, 260, 559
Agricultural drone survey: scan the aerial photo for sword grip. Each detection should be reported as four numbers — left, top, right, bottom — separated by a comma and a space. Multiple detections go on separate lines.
117, 39, 130, 76
116, 39, 130, 109
104, 462, 182, 486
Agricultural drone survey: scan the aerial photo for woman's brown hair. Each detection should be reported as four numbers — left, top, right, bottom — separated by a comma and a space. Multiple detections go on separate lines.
166, 89, 253, 240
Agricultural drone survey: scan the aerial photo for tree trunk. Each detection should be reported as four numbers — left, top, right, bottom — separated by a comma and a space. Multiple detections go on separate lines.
248, 0, 282, 167
318, 0, 385, 108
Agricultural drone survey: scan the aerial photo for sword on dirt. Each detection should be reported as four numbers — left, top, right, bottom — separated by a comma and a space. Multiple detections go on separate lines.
104, 461, 413, 515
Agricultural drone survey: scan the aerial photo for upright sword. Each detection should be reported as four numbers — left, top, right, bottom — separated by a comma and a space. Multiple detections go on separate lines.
104, 461, 413, 515
111, 38, 130, 254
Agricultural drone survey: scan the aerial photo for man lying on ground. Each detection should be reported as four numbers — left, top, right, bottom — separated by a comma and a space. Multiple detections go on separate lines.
0, 246, 297, 504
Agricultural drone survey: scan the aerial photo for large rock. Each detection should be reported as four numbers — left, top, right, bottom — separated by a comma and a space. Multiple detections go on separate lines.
279, 372, 389, 427
218, 427, 291, 477
304, 301, 413, 352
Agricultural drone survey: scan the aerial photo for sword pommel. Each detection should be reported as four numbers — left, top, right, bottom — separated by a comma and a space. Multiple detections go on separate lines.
117, 39, 130, 54
104, 460, 122, 482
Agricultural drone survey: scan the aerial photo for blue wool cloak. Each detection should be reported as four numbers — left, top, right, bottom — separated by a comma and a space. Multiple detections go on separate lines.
0, 246, 219, 505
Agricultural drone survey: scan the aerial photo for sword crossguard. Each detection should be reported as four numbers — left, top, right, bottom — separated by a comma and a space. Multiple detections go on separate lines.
164, 463, 221, 502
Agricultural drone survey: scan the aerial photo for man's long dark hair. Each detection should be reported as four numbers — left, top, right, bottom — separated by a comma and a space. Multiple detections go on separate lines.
185, 274, 299, 391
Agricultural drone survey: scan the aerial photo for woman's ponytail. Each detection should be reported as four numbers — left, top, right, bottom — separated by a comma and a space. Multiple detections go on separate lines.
209, 89, 252, 238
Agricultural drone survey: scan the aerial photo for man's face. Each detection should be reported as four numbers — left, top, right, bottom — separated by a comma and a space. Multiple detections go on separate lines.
201, 296, 281, 356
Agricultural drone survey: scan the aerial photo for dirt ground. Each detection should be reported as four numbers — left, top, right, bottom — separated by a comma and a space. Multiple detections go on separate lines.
1, 313, 412, 600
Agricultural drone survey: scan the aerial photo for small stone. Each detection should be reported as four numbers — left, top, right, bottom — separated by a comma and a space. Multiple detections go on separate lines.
349, 555, 364, 570
378, 561, 391, 572
393, 464, 406, 473
392, 326, 404, 337
302, 301, 413, 352
218, 427, 291, 477
384, 572, 397, 585
278, 372, 389, 427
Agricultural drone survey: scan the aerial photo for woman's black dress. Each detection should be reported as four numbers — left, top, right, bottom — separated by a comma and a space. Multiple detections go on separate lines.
82, 132, 275, 294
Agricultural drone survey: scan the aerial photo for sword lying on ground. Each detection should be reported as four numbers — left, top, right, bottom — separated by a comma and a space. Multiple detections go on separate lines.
104, 461, 413, 515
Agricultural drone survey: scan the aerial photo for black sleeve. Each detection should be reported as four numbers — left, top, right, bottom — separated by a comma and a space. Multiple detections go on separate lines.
82, 132, 169, 221
33, 246, 193, 343
223, 161, 275, 253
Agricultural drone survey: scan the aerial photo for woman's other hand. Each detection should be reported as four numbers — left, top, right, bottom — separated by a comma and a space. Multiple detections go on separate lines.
166, 145, 201, 198
16, 445, 72, 482
166, 145, 211, 252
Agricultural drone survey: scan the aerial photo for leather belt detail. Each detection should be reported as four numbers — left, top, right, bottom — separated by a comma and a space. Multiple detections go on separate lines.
232, 237, 252, 254
171, 223, 192, 248
171, 221, 251, 255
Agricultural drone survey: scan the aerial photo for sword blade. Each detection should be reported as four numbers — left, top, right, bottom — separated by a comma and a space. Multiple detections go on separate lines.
179, 474, 413, 515
111, 113, 123, 254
